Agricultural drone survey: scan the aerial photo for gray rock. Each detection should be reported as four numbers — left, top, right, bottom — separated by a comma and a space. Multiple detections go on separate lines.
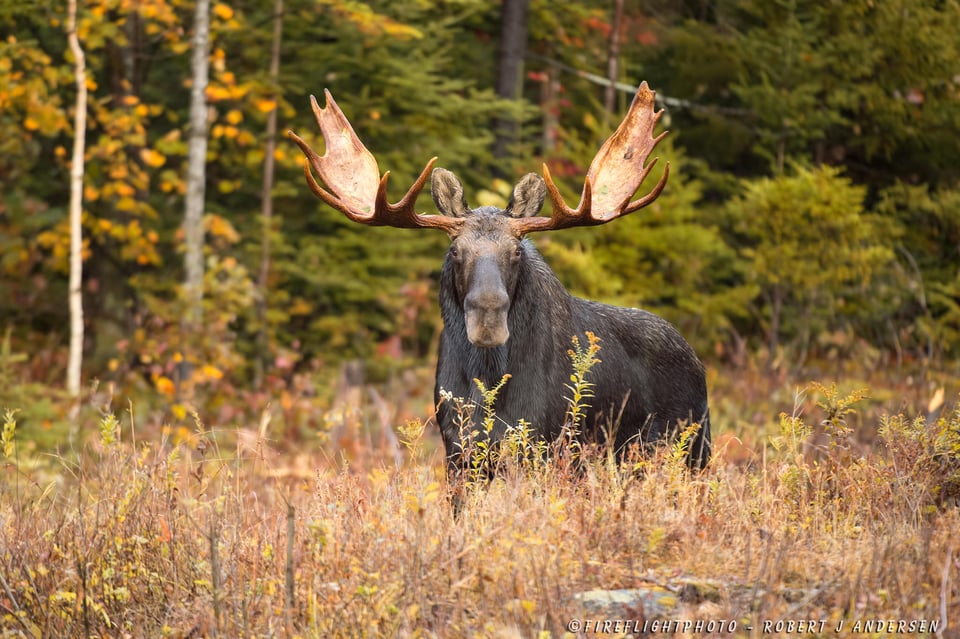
574, 585, 679, 620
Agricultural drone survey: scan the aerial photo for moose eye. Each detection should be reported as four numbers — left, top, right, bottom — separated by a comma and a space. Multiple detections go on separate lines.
449, 245, 460, 259
513, 245, 523, 260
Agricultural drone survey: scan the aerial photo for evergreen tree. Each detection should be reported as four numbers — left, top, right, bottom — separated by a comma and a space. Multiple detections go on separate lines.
722, 164, 894, 364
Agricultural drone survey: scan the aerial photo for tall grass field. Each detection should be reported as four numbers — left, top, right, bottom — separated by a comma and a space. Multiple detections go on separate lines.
1, 371, 958, 637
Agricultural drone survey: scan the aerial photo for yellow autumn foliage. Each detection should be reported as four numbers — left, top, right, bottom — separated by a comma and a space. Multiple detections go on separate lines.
139, 148, 166, 168
154, 376, 175, 397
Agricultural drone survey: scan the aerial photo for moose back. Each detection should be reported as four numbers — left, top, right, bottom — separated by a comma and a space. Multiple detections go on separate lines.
289, 82, 711, 475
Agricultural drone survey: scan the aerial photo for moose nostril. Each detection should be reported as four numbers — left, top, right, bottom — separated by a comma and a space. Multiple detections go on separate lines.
465, 290, 509, 316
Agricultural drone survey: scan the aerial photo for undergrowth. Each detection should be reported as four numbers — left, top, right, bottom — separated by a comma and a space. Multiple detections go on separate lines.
1, 363, 958, 636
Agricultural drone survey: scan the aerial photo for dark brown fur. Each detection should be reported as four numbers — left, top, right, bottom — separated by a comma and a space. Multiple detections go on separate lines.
431, 169, 711, 476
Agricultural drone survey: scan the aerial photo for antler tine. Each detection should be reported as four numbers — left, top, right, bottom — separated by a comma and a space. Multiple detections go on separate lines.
288, 90, 463, 234
511, 81, 669, 236
513, 163, 595, 234
621, 158, 669, 214
374, 158, 460, 232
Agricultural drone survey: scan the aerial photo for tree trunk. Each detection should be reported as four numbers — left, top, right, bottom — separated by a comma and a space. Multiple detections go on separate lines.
66, 0, 87, 399
540, 65, 559, 153
255, 0, 284, 388
603, 0, 625, 117
767, 285, 783, 371
183, 0, 211, 331
492, 0, 530, 161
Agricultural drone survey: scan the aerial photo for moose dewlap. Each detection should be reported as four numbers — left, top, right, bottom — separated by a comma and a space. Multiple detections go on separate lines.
288, 82, 711, 476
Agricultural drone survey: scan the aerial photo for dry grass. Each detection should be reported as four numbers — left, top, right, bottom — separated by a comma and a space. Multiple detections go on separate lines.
1, 385, 958, 638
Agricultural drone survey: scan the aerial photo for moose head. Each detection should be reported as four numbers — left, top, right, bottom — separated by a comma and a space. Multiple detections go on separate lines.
288, 84, 669, 348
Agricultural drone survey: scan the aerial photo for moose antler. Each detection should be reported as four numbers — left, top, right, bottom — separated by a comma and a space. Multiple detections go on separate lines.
287, 90, 463, 234
512, 82, 669, 235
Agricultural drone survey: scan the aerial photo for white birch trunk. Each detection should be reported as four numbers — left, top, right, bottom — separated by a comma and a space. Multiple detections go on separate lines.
183, 0, 211, 329
66, 0, 86, 398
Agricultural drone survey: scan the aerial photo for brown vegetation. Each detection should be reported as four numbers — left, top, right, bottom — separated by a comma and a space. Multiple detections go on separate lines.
1, 377, 957, 637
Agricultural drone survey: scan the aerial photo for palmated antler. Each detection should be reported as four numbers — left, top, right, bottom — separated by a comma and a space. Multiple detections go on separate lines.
287, 90, 463, 234
512, 82, 669, 235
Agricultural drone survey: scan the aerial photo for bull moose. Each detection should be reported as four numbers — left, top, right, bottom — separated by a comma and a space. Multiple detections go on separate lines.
288, 82, 711, 477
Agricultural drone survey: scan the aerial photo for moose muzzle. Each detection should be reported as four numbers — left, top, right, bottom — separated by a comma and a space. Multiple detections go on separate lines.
463, 257, 510, 348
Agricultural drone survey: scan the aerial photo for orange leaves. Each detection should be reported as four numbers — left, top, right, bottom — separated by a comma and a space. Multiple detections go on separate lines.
211, 2, 241, 32
211, 46, 227, 73
139, 148, 166, 168
36, 224, 91, 273
320, 0, 422, 40
159, 169, 185, 194
115, 196, 139, 213
200, 364, 224, 381
79, 0, 184, 49
33, 104, 68, 135
0, 39, 69, 138
205, 73, 250, 104
583, 15, 612, 39
155, 129, 186, 155
205, 83, 234, 102
85, 210, 162, 267
150, 354, 227, 407
212, 3, 234, 20
211, 122, 255, 146
134, 0, 181, 31
155, 375, 176, 397
113, 182, 136, 198
80, 92, 168, 266
288, 298, 313, 317
209, 123, 233, 140
205, 214, 240, 244
107, 163, 129, 181
253, 98, 277, 113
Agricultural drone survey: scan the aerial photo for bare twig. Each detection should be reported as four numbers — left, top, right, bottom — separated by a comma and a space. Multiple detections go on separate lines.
285, 502, 296, 636
209, 518, 221, 636
938, 545, 953, 639
527, 53, 751, 116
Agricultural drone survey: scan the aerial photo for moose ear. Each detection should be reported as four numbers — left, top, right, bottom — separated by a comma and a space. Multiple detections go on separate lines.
505, 173, 546, 218
431, 168, 470, 218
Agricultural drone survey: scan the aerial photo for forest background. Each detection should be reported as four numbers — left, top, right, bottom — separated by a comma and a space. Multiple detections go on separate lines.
2, 0, 960, 447
3, 1, 960, 636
